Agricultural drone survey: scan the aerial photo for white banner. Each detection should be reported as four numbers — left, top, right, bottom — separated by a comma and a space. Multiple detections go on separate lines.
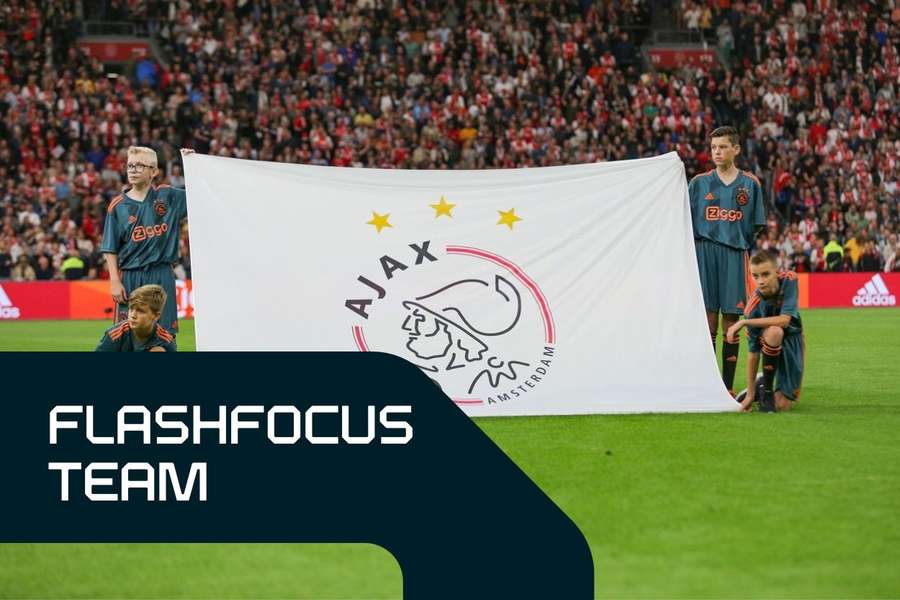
184, 152, 736, 415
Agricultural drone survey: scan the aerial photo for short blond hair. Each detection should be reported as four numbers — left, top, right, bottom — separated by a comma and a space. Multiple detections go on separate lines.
127, 146, 159, 167
128, 284, 166, 314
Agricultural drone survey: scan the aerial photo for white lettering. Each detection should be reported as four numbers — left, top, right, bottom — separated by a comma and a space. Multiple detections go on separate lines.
156, 406, 189, 444
192, 405, 228, 444
267, 406, 302, 444
50, 406, 82, 444
86, 405, 114, 444
121, 462, 155, 501
230, 405, 264, 444
306, 406, 339, 444
48, 462, 81, 501
379, 406, 413, 444
341, 405, 375, 444
117, 406, 151, 444
85, 462, 119, 502
159, 462, 207, 501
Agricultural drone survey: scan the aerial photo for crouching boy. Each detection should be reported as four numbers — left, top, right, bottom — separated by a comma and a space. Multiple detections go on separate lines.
95, 284, 177, 352
727, 250, 805, 412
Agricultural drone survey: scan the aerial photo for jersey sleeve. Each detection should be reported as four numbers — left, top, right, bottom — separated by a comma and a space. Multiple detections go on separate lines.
752, 180, 766, 230
100, 207, 120, 254
94, 332, 121, 352
780, 277, 799, 319
688, 177, 700, 234
168, 187, 187, 221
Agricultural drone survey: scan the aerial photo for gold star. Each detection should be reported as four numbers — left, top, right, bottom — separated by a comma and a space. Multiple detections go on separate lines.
366, 211, 393, 233
497, 208, 522, 230
430, 196, 456, 218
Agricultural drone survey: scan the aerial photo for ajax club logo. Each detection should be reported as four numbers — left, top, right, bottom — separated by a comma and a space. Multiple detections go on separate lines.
344, 240, 556, 406
736, 186, 749, 206
153, 198, 168, 216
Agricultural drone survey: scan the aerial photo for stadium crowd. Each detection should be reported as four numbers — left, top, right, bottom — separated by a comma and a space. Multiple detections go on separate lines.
0, 0, 898, 282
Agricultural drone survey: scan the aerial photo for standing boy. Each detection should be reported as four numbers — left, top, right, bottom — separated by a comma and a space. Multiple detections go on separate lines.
689, 126, 767, 396
101, 146, 190, 335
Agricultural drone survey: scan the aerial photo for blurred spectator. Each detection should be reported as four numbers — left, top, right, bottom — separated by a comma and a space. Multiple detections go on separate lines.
34, 256, 55, 281
11, 255, 35, 281
169, 165, 185, 188
841, 252, 856, 273
790, 241, 810, 272
858, 241, 883, 272
0, 240, 12, 278
61, 249, 85, 280
886, 247, 900, 272
824, 236, 844, 272
135, 58, 159, 87
844, 233, 866, 269
809, 237, 826, 272
879, 234, 896, 269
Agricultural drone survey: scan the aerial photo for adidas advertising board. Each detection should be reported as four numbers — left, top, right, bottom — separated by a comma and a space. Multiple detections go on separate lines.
0, 283, 20, 319
853, 273, 896, 306
805, 272, 900, 308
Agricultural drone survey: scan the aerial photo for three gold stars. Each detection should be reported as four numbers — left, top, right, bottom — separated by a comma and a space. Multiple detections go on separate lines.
366, 199, 523, 232
496, 208, 523, 230
430, 196, 456, 218
366, 211, 393, 233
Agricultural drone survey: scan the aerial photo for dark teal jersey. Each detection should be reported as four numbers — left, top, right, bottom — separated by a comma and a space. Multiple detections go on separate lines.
744, 271, 803, 352
95, 321, 178, 352
689, 169, 766, 250
100, 185, 187, 270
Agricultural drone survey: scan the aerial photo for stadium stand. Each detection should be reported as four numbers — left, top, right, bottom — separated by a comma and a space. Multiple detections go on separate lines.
0, 0, 897, 281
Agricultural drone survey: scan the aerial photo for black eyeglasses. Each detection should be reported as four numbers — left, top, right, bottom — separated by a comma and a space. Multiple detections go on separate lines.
126, 163, 154, 172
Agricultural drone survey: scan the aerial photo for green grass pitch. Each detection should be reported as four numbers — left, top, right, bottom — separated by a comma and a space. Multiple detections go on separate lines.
1, 308, 898, 599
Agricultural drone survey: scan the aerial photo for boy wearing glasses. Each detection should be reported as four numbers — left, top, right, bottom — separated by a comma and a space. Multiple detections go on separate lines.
101, 146, 192, 335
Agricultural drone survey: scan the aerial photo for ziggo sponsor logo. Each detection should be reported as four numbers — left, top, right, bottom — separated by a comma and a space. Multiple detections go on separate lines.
705, 206, 744, 222
132, 223, 169, 242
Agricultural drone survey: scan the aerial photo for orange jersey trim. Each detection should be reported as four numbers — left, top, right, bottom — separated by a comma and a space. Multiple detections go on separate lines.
154, 184, 171, 191
155, 324, 174, 343
110, 322, 131, 341
107, 195, 124, 213
743, 170, 762, 187
743, 295, 761, 317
